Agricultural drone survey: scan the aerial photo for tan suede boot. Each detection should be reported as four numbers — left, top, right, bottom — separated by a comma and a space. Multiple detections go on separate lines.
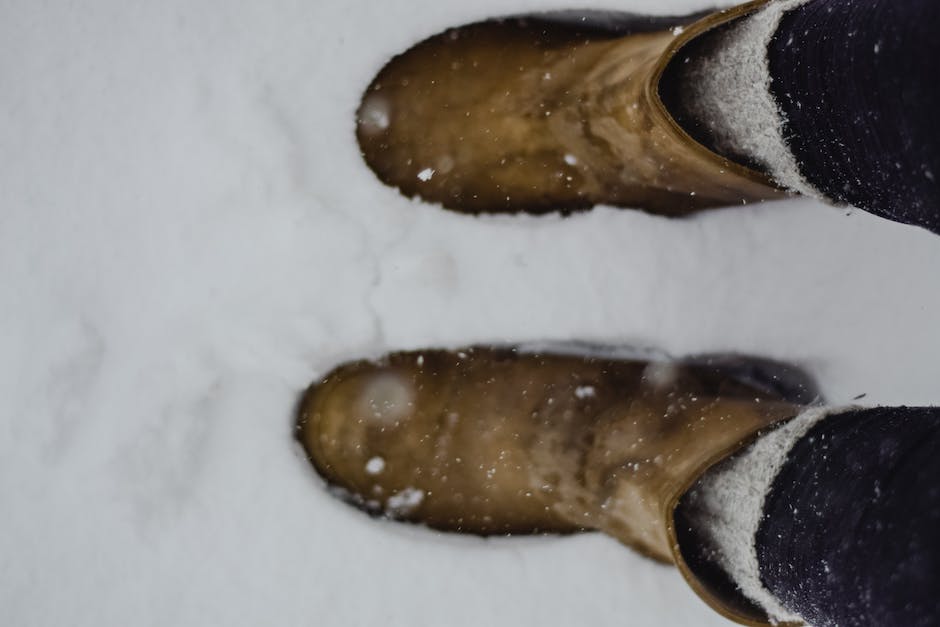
297, 346, 818, 626
356, 0, 785, 215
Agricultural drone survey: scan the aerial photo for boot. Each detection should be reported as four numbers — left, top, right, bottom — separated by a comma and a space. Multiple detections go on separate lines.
296, 346, 819, 626
356, 0, 786, 215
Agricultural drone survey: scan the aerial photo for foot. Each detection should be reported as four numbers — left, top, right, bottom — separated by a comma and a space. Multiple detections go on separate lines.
297, 346, 815, 558
356, 4, 785, 215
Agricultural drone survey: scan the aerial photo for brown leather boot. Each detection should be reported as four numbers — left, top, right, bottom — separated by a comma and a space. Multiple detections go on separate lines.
297, 346, 818, 626
356, 0, 785, 215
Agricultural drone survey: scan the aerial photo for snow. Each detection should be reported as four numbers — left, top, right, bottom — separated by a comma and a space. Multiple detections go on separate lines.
359, 93, 392, 133
417, 168, 436, 182
362, 373, 414, 422
365, 457, 387, 476
2, 1, 940, 626
574, 385, 596, 399
387, 488, 426, 514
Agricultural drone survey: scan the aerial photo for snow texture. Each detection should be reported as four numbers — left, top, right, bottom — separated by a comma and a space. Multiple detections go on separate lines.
2, 1, 940, 626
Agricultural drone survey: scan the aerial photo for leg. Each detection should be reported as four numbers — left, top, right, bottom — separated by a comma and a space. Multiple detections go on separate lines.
759, 407, 940, 626
669, 0, 940, 232
299, 347, 940, 625
770, 0, 940, 231
680, 406, 940, 626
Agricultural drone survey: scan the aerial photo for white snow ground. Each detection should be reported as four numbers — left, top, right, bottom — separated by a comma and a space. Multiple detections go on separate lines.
3, 0, 940, 625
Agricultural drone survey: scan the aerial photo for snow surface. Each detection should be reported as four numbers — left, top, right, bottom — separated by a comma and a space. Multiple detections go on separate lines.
3, 0, 940, 626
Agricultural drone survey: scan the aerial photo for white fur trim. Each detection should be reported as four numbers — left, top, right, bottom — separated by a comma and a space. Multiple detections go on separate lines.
680, 0, 822, 198
686, 405, 847, 624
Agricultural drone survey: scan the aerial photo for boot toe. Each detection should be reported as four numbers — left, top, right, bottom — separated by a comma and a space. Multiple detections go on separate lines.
298, 360, 430, 518
296, 350, 586, 534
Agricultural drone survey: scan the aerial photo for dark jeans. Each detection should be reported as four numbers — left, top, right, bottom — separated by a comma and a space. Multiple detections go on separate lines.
758, 406, 940, 626
769, 0, 940, 233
